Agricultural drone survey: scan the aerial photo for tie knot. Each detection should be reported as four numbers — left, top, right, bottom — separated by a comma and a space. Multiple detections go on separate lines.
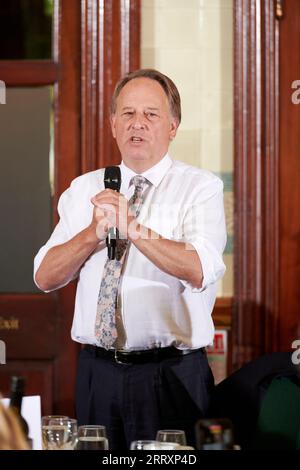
130, 175, 148, 190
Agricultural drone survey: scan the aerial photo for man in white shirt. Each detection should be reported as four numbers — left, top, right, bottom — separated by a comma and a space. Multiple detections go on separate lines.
34, 69, 226, 449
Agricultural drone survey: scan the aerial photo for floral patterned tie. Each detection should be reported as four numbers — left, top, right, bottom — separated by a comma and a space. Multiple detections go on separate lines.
94, 175, 150, 349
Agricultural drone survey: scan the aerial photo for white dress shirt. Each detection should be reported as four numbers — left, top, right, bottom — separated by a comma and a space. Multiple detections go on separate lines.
34, 154, 226, 350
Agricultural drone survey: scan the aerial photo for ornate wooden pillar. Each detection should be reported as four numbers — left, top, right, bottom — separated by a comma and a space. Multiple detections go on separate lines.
81, 0, 140, 172
233, 0, 281, 369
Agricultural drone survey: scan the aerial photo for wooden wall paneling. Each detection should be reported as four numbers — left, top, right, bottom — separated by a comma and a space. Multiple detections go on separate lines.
0, 294, 58, 359
0, 0, 81, 417
279, 0, 300, 349
81, 0, 99, 173
233, 0, 280, 369
0, 61, 59, 86
234, 0, 264, 369
128, 0, 141, 67
53, 0, 81, 204
263, 0, 280, 353
0, 361, 54, 415
81, 0, 140, 173
213, 298, 233, 330
52, 0, 82, 415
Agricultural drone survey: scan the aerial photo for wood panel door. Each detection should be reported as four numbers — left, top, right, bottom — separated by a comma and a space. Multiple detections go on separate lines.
0, 0, 81, 416
0, 0, 140, 415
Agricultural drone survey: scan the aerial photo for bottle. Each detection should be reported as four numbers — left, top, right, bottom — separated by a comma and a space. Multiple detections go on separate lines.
207, 424, 224, 450
9, 376, 32, 448
195, 418, 232, 450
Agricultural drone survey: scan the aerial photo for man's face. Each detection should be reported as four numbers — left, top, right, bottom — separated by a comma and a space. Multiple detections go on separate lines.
110, 77, 178, 171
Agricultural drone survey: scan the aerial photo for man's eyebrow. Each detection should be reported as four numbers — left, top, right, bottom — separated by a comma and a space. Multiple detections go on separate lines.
121, 106, 160, 111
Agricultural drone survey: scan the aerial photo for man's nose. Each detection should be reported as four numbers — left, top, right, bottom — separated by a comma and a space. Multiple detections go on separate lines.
131, 114, 145, 129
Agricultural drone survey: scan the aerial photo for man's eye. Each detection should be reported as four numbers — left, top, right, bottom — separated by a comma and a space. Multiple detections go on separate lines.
146, 112, 157, 118
123, 112, 133, 116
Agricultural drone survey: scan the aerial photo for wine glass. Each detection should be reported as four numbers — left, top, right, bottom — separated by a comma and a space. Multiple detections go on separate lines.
130, 440, 157, 450
176, 445, 195, 450
156, 429, 187, 446
42, 416, 73, 450
130, 440, 180, 450
75, 425, 109, 450
66, 418, 78, 450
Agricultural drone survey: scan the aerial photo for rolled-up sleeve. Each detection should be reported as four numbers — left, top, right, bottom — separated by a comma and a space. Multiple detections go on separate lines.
180, 176, 227, 292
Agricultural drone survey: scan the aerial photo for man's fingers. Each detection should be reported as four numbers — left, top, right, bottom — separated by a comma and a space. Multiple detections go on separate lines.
91, 199, 118, 213
94, 205, 116, 224
95, 218, 113, 241
91, 191, 130, 239
105, 211, 117, 224
91, 189, 121, 205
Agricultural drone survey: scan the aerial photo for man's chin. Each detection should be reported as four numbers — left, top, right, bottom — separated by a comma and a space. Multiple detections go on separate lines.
123, 152, 149, 161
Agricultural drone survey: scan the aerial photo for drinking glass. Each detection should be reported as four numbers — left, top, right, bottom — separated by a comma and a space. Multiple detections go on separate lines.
130, 440, 180, 450
66, 418, 78, 450
156, 430, 187, 446
177, 445, 195, 450
75, 425, 109, 450
42, 416, 73, 450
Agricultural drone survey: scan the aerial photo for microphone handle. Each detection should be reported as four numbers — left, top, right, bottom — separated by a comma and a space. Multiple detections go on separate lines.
106, 227, 119, 260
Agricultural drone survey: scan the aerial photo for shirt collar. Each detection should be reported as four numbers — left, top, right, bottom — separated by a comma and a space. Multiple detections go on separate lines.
120, 153, 173, 189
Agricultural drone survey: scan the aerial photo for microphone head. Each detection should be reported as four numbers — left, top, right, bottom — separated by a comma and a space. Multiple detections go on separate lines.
104, 166, 121, 192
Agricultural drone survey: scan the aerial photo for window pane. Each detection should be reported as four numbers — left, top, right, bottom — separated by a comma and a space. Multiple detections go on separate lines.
141, 0, 234, 297
0, 87, 52, 293
0, 0, 53, 59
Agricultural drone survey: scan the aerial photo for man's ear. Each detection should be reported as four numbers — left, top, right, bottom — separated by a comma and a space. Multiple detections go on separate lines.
110, 114, 116, 139
169, 119, 179, 141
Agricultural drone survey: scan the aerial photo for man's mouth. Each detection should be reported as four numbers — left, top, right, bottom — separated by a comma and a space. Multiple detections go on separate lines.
130, 136, 143, 142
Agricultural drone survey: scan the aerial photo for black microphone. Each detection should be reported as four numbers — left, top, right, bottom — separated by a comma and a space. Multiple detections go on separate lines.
104, 166, 121, 260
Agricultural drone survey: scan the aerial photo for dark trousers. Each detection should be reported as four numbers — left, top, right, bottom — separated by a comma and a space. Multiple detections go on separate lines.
75, 347, 214, 450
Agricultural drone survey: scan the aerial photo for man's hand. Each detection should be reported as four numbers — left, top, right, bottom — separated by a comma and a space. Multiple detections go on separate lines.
91, 189, 135, 240
90, 191, 113, 241
91, 190, 203, 288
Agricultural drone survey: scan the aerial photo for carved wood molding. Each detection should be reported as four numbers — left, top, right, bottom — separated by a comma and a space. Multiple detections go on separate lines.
81, 0, 140, 173
263, 0, 280, 354
53, 0, 81, 206
52, 0, 82, 414
0, 61, 59, 86
233, 0, 280, 369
